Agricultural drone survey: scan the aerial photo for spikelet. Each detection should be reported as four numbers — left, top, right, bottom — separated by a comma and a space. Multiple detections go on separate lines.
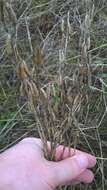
22, 80, 39, 100
40, 88, 47, 100
32, 47, 44, 66
24, 79, 29, 96
5, 34, 12, 55
61, 18, 65, 33
20, 82, 24, 96
16, 60, 30, 80
30, 81, 39, 98
27, 80, 34, 97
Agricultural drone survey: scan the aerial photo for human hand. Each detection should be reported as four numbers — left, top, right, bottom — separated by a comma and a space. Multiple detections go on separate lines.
0, 138, 96, 190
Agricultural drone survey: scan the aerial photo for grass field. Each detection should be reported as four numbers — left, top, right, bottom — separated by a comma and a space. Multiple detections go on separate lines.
0, 0, 107, 189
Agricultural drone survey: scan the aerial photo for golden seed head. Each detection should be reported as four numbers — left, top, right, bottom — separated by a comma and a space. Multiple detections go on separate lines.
16, 60, 30, 80
19, 79, 39, 102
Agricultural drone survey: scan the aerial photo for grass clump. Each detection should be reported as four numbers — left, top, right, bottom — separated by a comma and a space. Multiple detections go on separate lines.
0, 0, 107, 189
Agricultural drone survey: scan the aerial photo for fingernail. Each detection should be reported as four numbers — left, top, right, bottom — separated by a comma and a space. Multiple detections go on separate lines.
75, 155, 88, 169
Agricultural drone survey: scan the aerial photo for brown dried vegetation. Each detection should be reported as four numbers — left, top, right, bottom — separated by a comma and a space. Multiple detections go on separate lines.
0, 0, 107, 190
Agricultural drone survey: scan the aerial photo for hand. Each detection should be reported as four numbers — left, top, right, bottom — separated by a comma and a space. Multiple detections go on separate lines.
0, 138, 96, 190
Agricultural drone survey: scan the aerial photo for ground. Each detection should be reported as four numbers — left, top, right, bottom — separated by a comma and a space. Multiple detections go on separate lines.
0, 0, 107, 189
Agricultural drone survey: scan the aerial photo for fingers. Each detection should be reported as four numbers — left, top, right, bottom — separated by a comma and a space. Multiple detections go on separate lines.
64, 169, 94, 186
51, 154, 89, 187
76, 169, 94, 184
54, 145, 96, 168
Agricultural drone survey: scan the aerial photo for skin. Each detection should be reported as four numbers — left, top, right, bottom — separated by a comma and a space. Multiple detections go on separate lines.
0, 137, 96, 190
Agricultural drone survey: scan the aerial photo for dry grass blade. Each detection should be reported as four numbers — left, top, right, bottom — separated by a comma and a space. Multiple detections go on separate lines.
0, 0, 107, 190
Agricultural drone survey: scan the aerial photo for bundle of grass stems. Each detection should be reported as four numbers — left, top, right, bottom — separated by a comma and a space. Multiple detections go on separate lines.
0, 0, 107, 189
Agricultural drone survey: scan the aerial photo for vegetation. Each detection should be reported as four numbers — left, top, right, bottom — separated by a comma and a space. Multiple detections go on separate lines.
0, 0, 107, 189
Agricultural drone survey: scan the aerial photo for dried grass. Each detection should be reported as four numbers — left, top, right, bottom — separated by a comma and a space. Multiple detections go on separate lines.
0, 0, 107, 189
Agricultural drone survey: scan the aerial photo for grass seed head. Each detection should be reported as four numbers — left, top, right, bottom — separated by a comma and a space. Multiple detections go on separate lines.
16, 60, 30, 80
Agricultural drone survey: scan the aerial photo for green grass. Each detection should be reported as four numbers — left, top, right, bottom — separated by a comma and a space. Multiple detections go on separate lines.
0, 0, 107, 189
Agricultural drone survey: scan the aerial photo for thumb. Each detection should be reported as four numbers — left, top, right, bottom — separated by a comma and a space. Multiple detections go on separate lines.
51, 154, 89, 187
